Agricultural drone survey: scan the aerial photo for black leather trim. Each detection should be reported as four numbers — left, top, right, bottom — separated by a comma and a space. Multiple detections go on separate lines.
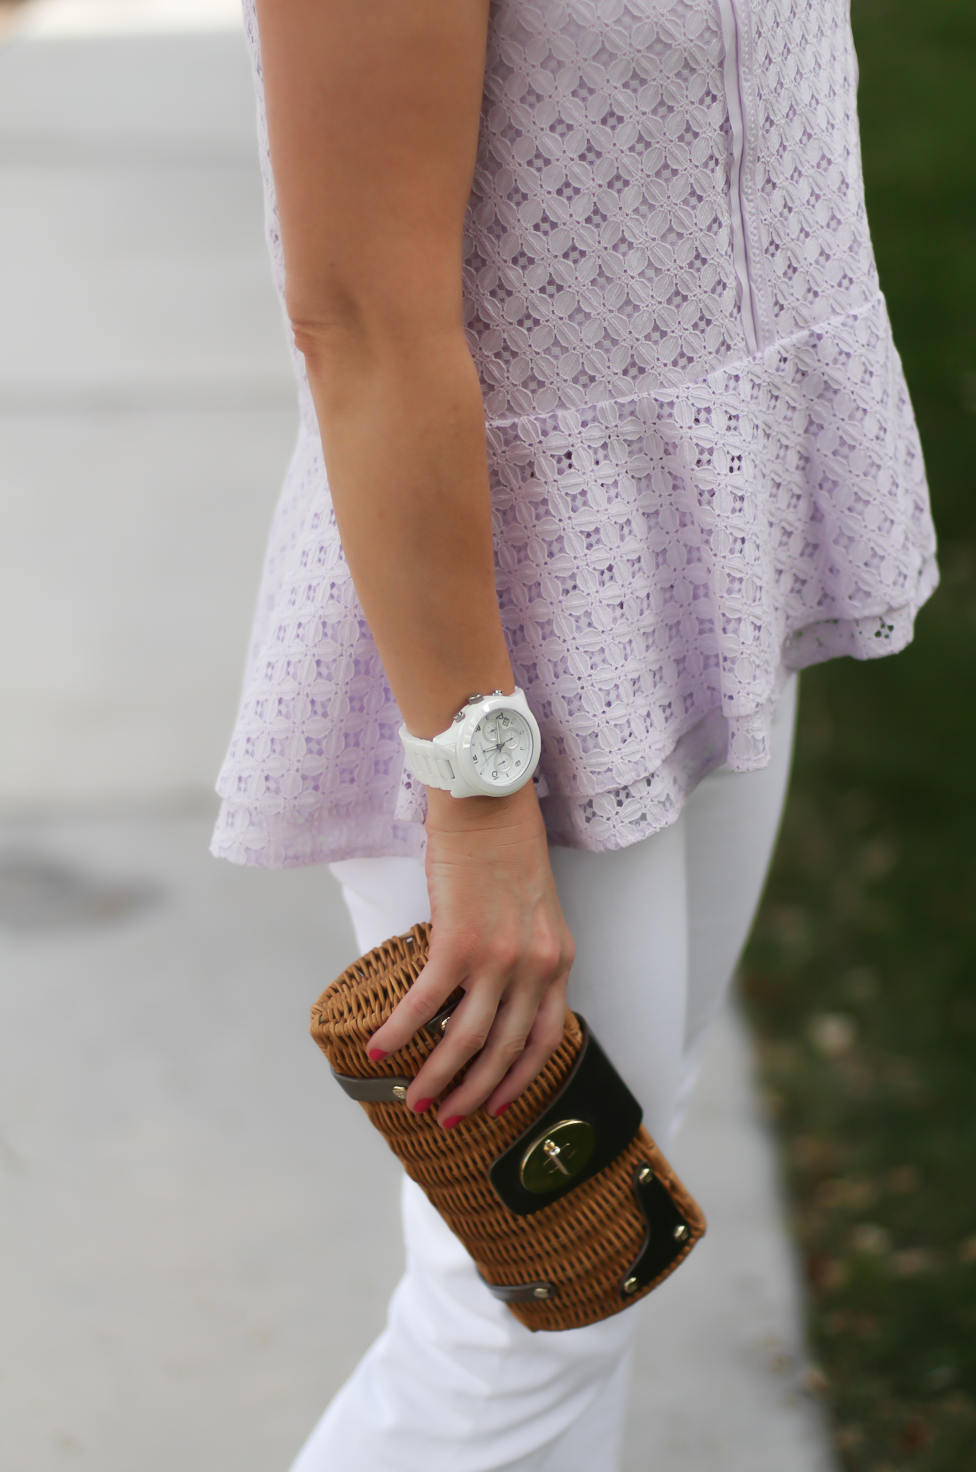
487, 1018, 643, 1216
331, 1069, 411, 1102
478, 1273, 559, 1304
619, 1163, 692, 1297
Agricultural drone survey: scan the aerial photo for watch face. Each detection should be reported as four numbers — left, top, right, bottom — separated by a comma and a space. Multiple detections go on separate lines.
468, 708, 535, 789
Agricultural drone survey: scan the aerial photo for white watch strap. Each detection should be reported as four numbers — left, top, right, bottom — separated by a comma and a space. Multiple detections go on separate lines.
399, 727, 457, 791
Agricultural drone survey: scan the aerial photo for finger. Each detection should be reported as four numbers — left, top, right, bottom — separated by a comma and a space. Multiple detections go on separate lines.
367, 947, 467, 1059
434, 983, 560, 1123
479, 982, 568, 1120
404, 979, 507, 1112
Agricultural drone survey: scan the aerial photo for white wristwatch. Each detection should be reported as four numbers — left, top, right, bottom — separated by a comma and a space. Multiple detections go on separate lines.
399, 688, 542, 798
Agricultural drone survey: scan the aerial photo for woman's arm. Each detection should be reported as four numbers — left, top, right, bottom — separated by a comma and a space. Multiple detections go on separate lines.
256, 0, 574, 1124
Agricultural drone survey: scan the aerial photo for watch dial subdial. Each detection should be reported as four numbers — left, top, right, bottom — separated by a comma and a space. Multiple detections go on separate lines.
469, 709, 533, 788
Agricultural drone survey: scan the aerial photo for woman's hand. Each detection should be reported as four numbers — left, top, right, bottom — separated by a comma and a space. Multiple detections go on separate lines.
367, 783, 574, 1126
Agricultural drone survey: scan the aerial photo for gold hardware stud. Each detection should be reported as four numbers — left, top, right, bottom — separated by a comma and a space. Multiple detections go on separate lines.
519, 1119, 597, 1194
392, 1085, 407, 1102
673, 1223, 689, 1242
623, 1276, 639, 1294
638, 1165, 653, 1184
533, 1286, 550, 1299
426, 1004, 457, 1037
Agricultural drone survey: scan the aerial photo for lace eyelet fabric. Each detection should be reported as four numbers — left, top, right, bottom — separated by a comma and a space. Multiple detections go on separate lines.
211, 0, 937, 868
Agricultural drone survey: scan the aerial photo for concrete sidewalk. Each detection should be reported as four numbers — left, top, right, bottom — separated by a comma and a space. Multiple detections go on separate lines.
0, 3, 298, 808
0, 10, 836, 1470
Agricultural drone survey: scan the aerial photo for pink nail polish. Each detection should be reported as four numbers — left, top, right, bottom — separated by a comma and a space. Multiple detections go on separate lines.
441, 1115, 463, 1130
367, 1047, 387, 1061
413, 1098, 433, 1115
493, 1102, 511, 1117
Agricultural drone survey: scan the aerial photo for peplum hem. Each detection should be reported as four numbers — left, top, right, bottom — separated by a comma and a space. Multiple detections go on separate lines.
210, 294, 937, 868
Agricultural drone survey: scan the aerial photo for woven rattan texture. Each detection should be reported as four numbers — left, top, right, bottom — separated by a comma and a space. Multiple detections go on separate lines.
311, 923, 705, 1330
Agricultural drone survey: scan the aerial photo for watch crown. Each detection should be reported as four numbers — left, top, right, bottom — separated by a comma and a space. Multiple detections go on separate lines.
467, 693, 483, 704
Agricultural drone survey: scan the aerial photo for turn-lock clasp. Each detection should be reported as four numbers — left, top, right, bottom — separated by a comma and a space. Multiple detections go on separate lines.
519, 1118, 596, 1194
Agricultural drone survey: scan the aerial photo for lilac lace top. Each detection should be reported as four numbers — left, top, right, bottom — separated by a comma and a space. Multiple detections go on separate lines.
212, 0, 938, 868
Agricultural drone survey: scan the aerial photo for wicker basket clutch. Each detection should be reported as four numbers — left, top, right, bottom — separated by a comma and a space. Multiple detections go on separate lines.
311, 922, 706, 1331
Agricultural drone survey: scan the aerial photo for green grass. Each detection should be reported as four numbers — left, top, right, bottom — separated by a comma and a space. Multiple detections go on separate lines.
739, 1, 976, 1466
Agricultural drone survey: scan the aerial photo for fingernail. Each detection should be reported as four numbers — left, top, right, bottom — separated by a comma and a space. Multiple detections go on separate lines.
441, 1115, 463, 1130
413, 1098, 433, 1115
367, 1048, 387, 1061
493, 1102, 511, 1117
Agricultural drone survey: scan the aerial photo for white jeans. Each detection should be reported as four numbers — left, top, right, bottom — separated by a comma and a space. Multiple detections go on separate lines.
293, 677, 797, 1472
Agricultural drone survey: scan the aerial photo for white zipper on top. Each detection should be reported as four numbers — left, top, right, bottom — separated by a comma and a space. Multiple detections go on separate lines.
714, 0, 774, 354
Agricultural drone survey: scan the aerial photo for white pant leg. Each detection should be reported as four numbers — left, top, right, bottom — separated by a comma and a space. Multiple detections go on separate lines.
545, 675, 796, 1147
670, 673, 798, 1127
296, 684, 796, 1471
328, 855, 432, 953
547, 815, 687, 1147
293, 1176, 635, 1472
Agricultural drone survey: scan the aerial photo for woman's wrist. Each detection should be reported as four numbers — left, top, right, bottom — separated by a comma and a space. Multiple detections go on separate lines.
425, 780, 542, 834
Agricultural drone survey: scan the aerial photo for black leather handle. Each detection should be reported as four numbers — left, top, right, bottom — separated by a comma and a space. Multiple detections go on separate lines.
331, 1069, 411, 1103
477, 1274, 559, 1304
619, 1162, 693, 1298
